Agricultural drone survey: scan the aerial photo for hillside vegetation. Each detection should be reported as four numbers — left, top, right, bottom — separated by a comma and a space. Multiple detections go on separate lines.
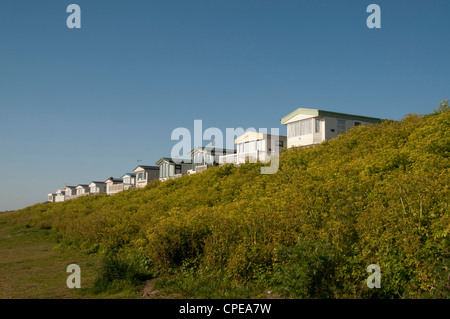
2, 101, 449, 298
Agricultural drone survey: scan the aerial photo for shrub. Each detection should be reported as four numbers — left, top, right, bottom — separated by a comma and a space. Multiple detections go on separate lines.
90, 252, 152, 294
271, 240, 342, 298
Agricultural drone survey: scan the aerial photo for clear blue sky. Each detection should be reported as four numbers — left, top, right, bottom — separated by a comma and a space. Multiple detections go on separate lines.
1, 0, 449, 210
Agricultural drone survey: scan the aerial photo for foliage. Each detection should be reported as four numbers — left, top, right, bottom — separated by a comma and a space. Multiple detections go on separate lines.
90, 251, 153, 294
2, 101, 449, 298
271, 239, 342, 298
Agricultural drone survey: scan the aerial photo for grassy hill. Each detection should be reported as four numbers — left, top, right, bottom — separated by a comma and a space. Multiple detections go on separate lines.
2, 101, 449, 299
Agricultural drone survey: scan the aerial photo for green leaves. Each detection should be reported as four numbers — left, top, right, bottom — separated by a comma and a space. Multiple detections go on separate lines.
2, 102, 449, 298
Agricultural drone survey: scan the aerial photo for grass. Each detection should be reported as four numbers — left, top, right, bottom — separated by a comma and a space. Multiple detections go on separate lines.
0, 220, 168, 299
88, 252, 154, 296
0, 220, 141, 299
0, 219, 268, 299
153, 275, 272, 299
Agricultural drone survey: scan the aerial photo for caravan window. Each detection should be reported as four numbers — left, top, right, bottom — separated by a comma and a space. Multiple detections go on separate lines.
315, 118, 321, 133
248, 141, 256, 153
288, 118, 313, 137
338, 120, 346, 133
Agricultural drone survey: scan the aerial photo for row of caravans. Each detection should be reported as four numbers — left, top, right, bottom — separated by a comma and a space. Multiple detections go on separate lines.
48, 107, 381, 202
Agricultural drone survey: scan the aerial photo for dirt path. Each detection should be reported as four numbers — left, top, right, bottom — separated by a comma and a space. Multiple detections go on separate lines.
141, 278, 180, 299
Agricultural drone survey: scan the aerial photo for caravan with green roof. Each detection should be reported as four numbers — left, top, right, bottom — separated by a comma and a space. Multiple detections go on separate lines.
280, 108, 382, 148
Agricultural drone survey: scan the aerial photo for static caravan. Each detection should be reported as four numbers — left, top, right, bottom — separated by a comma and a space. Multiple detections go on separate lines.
155, 158, 191, 181
55, 189, 65, 202
188, 147, 236, 174
121, 173, 136, 190
133, 166, 160, 188
280, 108, 382, 148
75, 184, 90, 197
48, 193, 56, 203
104, 177, 123, 195
219, 131, 287, 165
89, 181, 107, 195
64, 186, 77, 200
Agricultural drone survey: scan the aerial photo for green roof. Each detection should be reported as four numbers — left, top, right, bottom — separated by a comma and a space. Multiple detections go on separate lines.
280, 108, 382, 124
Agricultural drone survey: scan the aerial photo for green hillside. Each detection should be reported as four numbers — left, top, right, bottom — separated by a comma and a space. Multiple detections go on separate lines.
2, 101, 449, 299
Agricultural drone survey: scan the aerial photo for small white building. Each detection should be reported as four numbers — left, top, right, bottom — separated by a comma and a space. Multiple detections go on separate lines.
280, 108, 382, 148
121, 173, 136, 190
155, 158, 191, 181
188, 147, 235, 174
75, 184, 90, 197
219, 131, 287, 165
89, 181, 107, 195
104, 177, 124, 195
64, 186, 77, 200
133, 165, 160, 188
55, 189, 65, 202
48, 193, 56, 203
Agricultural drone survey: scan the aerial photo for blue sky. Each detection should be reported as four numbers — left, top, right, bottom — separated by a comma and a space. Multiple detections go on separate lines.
0, 0, 449, 210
